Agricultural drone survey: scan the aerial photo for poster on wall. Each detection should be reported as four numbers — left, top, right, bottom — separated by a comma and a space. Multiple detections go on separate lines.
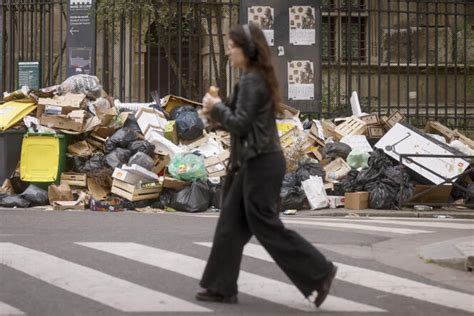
289, 6, 316, 45
288, 60, 314, 100
248, 6, 275, 46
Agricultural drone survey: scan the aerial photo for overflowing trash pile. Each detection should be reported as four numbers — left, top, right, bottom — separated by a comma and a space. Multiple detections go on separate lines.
0, 75, 473, 212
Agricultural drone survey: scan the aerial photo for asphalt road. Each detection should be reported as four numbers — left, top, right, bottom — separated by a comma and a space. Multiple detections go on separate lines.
1, 208, 473, 316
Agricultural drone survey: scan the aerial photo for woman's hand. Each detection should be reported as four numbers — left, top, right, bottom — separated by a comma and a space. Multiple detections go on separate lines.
202, 93, 222, 114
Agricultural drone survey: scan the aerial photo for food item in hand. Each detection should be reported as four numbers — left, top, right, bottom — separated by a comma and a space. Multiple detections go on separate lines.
208, 86, 219, 97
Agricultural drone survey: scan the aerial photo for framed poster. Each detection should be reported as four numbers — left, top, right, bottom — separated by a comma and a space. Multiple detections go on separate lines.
240, 0, 322, 113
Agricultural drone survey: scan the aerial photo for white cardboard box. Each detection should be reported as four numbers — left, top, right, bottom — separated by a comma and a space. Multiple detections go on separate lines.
375, 123, 469, 184
145, 128, 182, 157
121, 164, 159, 182
135, 107, 167, 136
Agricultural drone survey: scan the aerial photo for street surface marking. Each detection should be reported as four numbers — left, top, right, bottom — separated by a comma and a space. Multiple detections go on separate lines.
0, 301, 24, 315
78, 242, 385, 313
282, 219, 434, 234
296, 218, 474, 230
0, 243, 211, 313
196, 242, 474, 314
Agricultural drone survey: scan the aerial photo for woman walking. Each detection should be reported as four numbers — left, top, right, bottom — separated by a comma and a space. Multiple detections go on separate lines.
196, 22, 337, 308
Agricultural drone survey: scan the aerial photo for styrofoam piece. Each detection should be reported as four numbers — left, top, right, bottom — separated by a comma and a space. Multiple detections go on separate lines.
121, 164, 159, 181
145, 128, 183, 157
350, 91, 362, 117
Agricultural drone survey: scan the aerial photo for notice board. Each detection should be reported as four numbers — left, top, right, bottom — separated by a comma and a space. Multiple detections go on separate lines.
240, 0, 322, 113
17, 61, 41, 90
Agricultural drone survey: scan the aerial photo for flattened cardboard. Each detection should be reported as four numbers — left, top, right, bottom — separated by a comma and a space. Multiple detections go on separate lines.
48, 183, 73, 204
40, 110, 85, 132
161, 95, 203, 113
67, 141, 93, 157
37, 93, 86, 117
163, 176, 189, 189
87, 178, 110, 201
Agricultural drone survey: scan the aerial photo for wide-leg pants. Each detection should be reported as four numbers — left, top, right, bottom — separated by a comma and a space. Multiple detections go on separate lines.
200, 151, 333, 297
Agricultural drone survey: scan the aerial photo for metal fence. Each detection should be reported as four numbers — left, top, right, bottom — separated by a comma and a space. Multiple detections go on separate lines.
1, 0, 474, 129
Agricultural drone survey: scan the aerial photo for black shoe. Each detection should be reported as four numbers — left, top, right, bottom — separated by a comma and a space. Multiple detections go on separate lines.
195, 289, 238, 304
314, 264, 338, 308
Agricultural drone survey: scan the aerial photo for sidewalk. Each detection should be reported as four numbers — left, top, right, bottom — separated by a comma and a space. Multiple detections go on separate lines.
295, 208, 474, 219
418, 236, 474, 272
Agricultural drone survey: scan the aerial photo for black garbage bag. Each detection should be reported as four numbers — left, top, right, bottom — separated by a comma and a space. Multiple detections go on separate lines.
171, 106, 204, 140
73, 154, 107, 173
280, 173, 306, 210
295, 162, 325, 185
367, 180, 396, 209
350, 149, 393, 191
322, 142, 352, 160
122, 115, 142, 134
128, 152, 154, 170
332, 169, 360, 196
150, 188, 176, 209
105, 128, 139, 152
170, 181, 210, 212
365, 169, 409, 209
127, 140, 155, 156
105, 148, 132, 169
302, 118, 312, 130
384, 165, 414, 205
209, 182, 222, 209
19, 185, 49, 206
0, 195, 31, 208
465, 183, 474, 206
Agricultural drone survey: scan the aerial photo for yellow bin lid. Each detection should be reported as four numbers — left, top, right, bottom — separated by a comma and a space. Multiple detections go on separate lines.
20, 134, 60, 182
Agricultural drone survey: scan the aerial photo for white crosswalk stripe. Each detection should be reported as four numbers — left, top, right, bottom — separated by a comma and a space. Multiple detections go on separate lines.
282, 219, 434, 234
290, 218, 474, 230
0, 243, 211, 313
78, 242, 385, 313
0, 301, 24, 315
195, 242, 474, 314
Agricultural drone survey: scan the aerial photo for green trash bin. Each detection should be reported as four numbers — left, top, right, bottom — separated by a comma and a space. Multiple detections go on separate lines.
0, 130, 25, 184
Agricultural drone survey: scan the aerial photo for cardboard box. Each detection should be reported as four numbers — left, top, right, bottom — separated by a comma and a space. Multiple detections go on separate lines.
152, 155, 171, 174
359, 114, 380, 126
409, 185, 452, 204
327, 195, 345, 208
48, 183, 73, 204
367, 126, 385, 139
163, 176, 189, 189
204, 150, 230, 178
164, 120, 178, 144
161, 95, 203, 114
37, 93, 86, 117
344, 192, 369, 210
112, 167, 151, 184
384, 111, 406, 129
136, 107, 168, 136
40, 110, 85, 132
375, 122, 470, 184
146, 128, 182, 157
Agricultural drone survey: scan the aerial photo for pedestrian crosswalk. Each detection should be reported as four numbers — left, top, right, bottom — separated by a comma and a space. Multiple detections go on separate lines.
0, 215, 474, 316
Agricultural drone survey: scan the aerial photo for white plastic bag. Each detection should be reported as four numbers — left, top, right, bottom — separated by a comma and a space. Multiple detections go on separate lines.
301, 176, 329, 210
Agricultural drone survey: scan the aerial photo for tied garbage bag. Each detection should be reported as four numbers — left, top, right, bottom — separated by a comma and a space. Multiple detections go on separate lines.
150, 188, 175, 209
105, 148, 132, 169
127, 140, 155, 156
346, 149, 370, 169
466, 183, 474, 205
128, 152, 154, 170
280, 173, 306, 210
322, 142, 352, 160
168, 153, 207, 182
0, 195, 31, 208
19, 184, 49, 206
73, 154, 107, 173
171, 106, 204, 141
57, 74, 103, 99
170, 181, 210, 213
105, 128, 139, 153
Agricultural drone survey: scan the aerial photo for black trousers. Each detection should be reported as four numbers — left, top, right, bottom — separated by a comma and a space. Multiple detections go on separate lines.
200, 151, 332, 297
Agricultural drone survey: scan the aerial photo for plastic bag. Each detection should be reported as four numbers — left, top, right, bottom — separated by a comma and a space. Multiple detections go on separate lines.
209, 182, 222, 209
280, 173, 306, 210
105, 148, 132, 169
170, 181, 210, 213
150, 188, 176, 209
57, 74, 103, 99
128, 152, 154, 170
322, 142, 352, 160
466, 183, 474, 205
127, 140, 155, 156
73, 154, 107, 173
168, 153, 207, 181
172, 106, 204, 140
295, 161, 325, 185
19, 184, 49, 206
122, 114, 143, 134
0, 195, 31, 208
105, 128, 139, 153
302, 176, 329, 209
346, 149, 370, 169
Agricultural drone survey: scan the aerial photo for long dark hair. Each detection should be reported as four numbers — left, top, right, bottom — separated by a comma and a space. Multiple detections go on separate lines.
229, 23, 282, 113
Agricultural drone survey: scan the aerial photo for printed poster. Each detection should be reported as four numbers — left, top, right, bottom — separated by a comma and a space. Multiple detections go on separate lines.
289, 6, 316, 45
248, 6, 274, 46
288, 60, 314, 100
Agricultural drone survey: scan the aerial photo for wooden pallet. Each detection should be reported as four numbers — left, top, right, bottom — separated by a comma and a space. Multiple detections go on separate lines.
111, 179, 161, 201
334, 116, 367, 139
61, 173, 87, 187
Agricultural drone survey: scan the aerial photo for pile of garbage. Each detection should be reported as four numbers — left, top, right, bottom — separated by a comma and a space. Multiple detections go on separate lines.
0, 76, 473, 212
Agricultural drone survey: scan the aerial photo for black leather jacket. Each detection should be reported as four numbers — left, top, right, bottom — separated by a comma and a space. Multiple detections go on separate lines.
210, 71, 282, 172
